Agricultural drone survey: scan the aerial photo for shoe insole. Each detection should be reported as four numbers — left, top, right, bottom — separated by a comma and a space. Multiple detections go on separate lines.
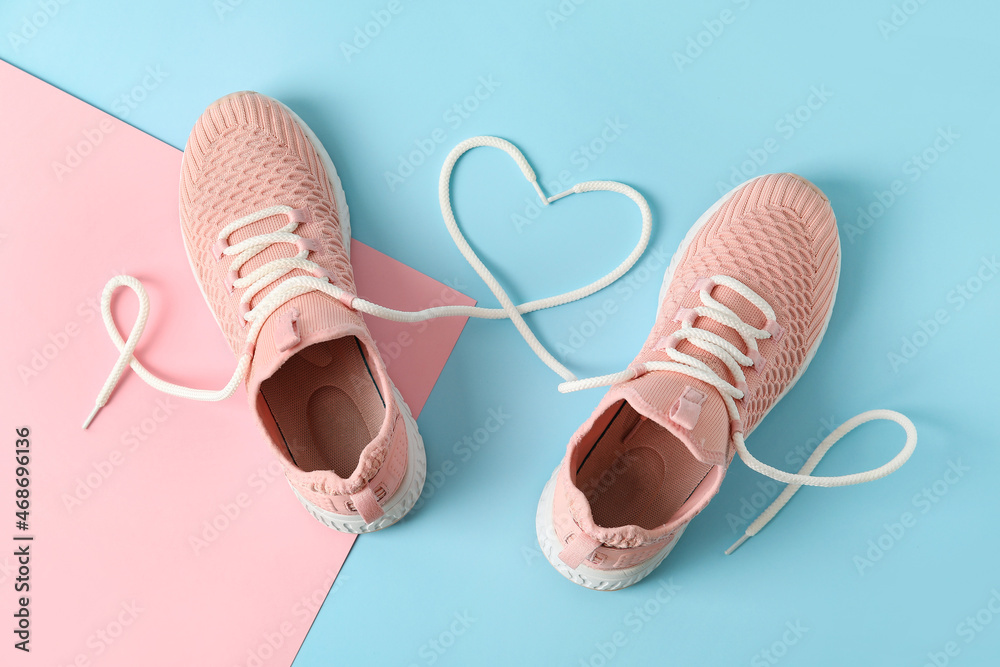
260, 337, 385, 477
576, 402, 713, 530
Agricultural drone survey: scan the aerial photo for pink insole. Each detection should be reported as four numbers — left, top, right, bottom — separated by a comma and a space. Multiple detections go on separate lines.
576, 402, 713, 529
260, 337, 385, 477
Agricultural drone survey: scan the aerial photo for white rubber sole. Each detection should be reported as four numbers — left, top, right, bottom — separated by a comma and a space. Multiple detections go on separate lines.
535, 467, 687, 591
291, 384, 427, 533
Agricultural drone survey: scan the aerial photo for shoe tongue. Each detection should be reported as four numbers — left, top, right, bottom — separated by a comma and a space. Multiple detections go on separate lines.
614, 369, 731, 467
674, 283, 768, 384
246, 290, 362, 395
226, 211, 365, 394
229, 210, 308, 306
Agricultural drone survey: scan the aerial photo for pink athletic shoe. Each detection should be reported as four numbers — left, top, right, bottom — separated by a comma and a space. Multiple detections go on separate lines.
536, 173, 915, 589
83, 127, 659, 532
181, 92, 425, 532
86, 92, 425, 532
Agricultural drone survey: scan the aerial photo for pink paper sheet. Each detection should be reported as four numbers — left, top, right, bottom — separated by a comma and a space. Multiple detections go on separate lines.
0, 60, 472, 666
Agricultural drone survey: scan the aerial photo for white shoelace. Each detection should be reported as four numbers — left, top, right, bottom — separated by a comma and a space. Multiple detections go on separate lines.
84, 135, 916, 554
554, 274, 917, 553
84, 136, 652, 427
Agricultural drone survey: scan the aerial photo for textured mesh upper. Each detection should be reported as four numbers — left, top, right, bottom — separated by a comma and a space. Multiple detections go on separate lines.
179, 91, 357, 356
639, 173, 838, 435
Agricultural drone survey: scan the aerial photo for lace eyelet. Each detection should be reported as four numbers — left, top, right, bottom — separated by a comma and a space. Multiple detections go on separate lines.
212, 239, 229, 260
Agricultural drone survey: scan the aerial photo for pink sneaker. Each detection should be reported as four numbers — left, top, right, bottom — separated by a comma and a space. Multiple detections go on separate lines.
86, 92, 425, 532
536, 174, 916, 589
83, 128, 660, 531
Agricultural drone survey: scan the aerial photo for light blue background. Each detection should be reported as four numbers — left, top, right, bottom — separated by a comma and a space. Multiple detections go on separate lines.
5, 1, 999, 665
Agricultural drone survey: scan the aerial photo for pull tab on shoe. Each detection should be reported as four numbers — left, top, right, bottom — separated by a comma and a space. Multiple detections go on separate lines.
350, 486, 384, 524
559, 532, 602, 569
275, 307, 301, 353
668, 386, 706, 431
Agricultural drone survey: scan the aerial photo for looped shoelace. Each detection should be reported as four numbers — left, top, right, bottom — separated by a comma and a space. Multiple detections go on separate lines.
84, 135, 916, 553
84, 136, 652, 427
557, 275, 917, 552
